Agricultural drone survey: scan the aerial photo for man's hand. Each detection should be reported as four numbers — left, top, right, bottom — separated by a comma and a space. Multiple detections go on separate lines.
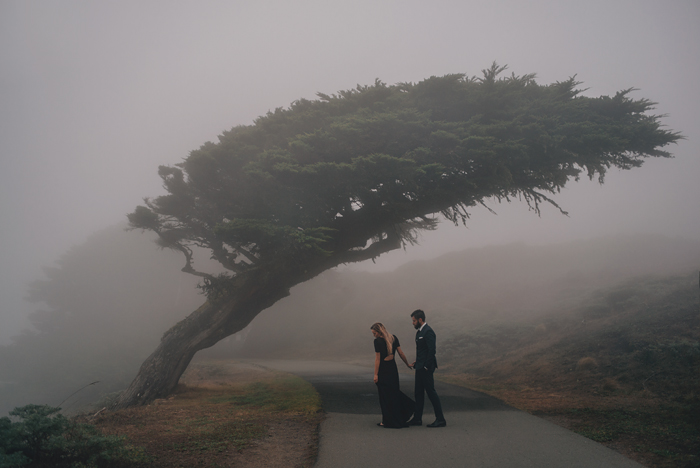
409, 361, 416, 369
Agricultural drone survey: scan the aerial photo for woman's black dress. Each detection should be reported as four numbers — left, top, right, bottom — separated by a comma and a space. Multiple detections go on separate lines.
374, 335, 416, 428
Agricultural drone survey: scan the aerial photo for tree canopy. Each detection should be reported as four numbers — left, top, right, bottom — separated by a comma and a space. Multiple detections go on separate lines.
129, 64, 679, 292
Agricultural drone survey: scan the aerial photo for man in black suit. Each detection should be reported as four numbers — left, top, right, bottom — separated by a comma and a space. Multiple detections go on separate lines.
408, 309, 446, 427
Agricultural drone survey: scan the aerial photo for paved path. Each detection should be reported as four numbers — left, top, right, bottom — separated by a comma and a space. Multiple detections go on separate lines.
248, 359, 642, 468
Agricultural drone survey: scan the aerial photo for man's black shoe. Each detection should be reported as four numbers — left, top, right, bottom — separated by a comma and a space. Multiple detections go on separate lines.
406, 419, 422, 426
427, 420, 447, 428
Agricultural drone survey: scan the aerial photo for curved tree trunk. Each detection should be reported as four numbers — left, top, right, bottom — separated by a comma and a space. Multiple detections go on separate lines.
110, 268, 292, 410
111, 234, 402, 410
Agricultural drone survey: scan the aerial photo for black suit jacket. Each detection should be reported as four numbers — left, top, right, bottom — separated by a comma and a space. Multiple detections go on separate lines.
415, 324, 438, 370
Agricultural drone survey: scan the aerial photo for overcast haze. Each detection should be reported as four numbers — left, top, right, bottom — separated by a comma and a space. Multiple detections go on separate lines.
1, 0, 699, 343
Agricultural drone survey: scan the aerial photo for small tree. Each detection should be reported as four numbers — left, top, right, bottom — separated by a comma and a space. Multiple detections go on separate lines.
115, 64, 680, 409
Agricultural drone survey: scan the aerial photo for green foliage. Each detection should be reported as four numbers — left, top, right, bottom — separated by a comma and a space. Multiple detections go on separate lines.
195, 273, 235, 305
214, 220, 334, 257
129, 64, 681, 291
126, 206, 160, 231
0, 404, 147, 467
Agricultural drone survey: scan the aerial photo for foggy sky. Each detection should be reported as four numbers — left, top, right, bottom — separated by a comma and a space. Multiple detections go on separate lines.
1, 0, 699, 343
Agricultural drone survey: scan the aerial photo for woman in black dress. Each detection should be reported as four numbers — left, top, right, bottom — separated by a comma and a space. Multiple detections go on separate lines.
371, 322, 415, 428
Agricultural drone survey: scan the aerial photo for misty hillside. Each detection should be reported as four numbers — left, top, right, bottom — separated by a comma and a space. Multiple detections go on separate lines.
435, 271, 700, 468
208, 234, 700, 360
442, 271, 699, 396
0, 225, 205, 415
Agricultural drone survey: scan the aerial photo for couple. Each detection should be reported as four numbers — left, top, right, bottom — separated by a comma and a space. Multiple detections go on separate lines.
371, 309, 447, 429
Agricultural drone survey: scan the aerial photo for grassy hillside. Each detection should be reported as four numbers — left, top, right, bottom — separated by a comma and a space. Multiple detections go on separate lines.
440, 272, 699, 467
441, 273, 699, 399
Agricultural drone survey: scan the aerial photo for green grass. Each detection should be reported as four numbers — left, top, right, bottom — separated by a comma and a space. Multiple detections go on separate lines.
210, 375, 322, 417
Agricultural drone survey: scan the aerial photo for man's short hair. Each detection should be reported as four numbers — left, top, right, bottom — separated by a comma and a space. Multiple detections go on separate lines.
411, 309, 426, 321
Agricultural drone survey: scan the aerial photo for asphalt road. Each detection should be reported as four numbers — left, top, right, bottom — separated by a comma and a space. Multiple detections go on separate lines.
248, 360, 643, 468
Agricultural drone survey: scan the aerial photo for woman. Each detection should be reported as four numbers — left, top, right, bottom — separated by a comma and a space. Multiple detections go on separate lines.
371, 322, 416, 428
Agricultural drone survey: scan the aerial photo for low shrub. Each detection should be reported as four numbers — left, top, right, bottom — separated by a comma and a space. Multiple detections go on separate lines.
0, 404, 148, 468
601, 378, 620, 392
576, 357, 598, 371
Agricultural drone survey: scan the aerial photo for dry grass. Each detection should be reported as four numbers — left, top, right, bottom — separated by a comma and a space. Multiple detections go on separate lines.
439, 274, 700, 467
440, 371, 699, 468
86, 361, 323, 468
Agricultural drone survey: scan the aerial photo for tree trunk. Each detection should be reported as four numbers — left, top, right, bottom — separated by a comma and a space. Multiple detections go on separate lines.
110, 268, 291, 410
110, 235, 402, 410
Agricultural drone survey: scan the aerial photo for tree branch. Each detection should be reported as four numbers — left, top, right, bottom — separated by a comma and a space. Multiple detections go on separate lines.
332, 230, 402, 265
208, 242, 245, 273
233, 245, 259, 265
161, 237, 216, 280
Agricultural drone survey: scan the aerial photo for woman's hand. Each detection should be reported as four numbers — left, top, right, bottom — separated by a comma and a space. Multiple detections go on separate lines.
373, 374, 378, 383
397, 347, 412, 369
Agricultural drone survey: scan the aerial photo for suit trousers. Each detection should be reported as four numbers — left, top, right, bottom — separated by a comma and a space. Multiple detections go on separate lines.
414, 367, 445, 422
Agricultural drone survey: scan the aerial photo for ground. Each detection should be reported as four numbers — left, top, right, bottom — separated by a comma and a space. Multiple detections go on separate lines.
87, 360, 323, 468
435, 274, 700, 468
440, 367, 699, 468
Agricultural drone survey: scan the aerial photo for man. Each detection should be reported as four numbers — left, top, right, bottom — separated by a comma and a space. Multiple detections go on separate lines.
408, 309, 446, 427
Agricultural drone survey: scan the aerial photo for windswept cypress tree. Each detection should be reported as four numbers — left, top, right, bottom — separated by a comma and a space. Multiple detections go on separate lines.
115, 64, 680, 408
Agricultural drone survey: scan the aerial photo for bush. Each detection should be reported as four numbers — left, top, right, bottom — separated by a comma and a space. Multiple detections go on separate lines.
602, 378, 620, 392
0, 404, 147, 467
576, 357, 598, 371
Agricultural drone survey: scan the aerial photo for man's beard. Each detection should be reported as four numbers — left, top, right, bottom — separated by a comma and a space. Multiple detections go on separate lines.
414, 322, 421, 330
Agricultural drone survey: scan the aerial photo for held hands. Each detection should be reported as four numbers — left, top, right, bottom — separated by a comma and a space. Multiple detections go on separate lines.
409, 361, 416, 369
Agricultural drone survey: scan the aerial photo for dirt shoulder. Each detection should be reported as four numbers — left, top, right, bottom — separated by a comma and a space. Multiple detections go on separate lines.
86, 360, 323, 468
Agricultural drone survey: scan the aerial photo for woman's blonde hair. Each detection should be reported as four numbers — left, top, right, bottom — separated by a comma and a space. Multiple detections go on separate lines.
371, 322, 394, 354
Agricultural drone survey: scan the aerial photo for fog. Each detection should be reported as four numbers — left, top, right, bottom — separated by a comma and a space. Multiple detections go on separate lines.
209, 234, 700, 360
0, 227, 695, 415
0, 225, 204, 414
1, 0, 699, 345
